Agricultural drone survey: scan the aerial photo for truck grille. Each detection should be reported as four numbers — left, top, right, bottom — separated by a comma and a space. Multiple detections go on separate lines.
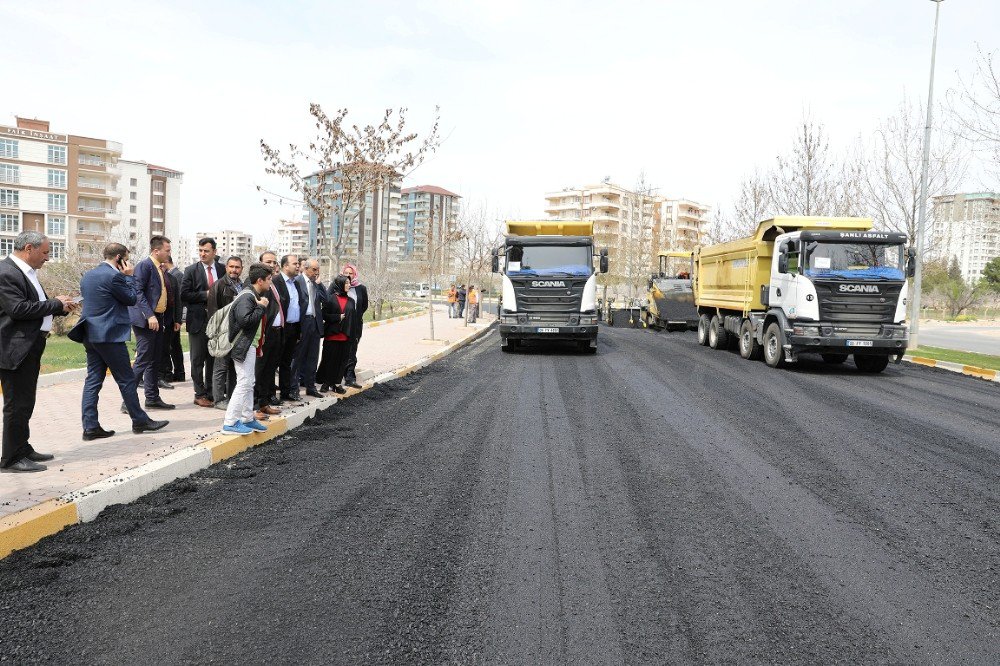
512, 280, 585, 315
813, 281, 902, 324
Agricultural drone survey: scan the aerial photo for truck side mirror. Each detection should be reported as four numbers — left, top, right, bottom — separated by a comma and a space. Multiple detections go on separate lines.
906, 248, 917, 278
599, 248, 609, 273
491, 251, 499, 274
777, 251, 789, 274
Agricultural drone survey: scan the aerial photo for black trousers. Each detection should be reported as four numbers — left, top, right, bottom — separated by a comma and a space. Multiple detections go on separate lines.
343, 324, 363, 383
0, 335, 46, 467
188, 330, 214, 399
318, 339, 350, 387
159, 328, 184, 380
278, 321, 301, 397
132, 319, 164, 402
254, 324, 283, 409
292, 316, 320, 392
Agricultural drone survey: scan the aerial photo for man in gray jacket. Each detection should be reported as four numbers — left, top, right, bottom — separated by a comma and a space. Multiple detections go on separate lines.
221, 262, 272, 435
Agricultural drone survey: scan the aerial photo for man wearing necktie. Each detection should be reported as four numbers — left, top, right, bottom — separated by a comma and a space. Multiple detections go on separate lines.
181, 238, 226, 408
126, 235, 175, 411
207, 255, 245, 408
276, 254, 306, 402
254, 251, 286, 415
292, 258, 328, 398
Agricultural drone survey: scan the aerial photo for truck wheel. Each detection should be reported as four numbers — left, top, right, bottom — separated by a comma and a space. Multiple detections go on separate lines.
697, 314, 711, 346
763, 323, 786, 368
855, 355, 889, 373
739, 320, 763, 360
502, 338, 518, 353
708, 315, 728, 350
822, 354, 848, 364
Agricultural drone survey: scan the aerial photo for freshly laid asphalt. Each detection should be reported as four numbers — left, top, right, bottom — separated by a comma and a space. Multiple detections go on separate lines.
1, 325, 998, 664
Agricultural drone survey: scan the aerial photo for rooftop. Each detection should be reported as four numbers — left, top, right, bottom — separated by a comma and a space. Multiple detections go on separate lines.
401, 185, 461, 197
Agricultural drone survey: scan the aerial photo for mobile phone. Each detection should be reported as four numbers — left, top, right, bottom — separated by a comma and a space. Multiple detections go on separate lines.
71, 296, 84, 304
116, 254, 125, 270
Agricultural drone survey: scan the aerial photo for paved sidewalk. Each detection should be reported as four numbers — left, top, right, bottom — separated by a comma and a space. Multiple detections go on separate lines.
0, 304, 491, 520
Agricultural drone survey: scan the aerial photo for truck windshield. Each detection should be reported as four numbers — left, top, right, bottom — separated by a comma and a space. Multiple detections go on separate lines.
507, 245, 592, 277
804, 242, 905, 280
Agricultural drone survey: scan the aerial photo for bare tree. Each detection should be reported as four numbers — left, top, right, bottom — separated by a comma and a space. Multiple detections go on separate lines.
355, 250, 403, 321
709, 171, 772, 243
951, 46, 1000, 183
261, 105, 440, 271
769, 114, 843, 216
454, 204, 503, 326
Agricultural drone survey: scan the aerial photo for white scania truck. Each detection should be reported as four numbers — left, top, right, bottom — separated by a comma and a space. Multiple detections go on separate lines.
492, 220, 608, 353
694, 216, 916, 373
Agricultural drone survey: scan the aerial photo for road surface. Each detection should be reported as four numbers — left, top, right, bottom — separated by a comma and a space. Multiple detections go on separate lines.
1, 326, 998, 664
919, 323, 1000, 356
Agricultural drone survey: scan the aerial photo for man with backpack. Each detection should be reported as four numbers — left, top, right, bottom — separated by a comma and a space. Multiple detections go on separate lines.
207, 262, 272, 435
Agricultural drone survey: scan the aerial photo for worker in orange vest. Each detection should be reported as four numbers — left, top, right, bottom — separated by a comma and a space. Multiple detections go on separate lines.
446, 284, 458, 319
468, 285, 479, 323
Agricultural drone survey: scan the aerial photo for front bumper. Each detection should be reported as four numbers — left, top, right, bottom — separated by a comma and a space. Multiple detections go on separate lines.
500, 324, 598, 341
786, 324, 909, 356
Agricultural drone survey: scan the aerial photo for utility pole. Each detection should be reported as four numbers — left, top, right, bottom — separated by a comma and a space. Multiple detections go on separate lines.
910, 0, 944, 349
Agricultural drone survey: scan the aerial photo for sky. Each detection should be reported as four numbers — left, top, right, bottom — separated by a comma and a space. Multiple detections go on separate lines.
3, 0, 998, 239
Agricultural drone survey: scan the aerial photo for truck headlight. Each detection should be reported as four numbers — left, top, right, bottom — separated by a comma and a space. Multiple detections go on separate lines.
580, 315, 598, 325
793, 325, 820, 336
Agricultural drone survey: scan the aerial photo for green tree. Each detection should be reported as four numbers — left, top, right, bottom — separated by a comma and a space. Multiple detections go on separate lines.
921, 257, 950, 294
983, 256, 1000, 292
947, 255, 963, 281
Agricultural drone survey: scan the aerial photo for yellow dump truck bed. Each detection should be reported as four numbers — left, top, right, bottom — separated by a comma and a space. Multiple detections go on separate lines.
695, 216, 873, 313
506, 220, 594, 237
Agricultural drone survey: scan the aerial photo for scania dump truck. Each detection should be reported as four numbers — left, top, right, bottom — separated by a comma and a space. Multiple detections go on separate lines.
492, 220, 608, 353
644, 250, 699, 331
694, 216, 916, 373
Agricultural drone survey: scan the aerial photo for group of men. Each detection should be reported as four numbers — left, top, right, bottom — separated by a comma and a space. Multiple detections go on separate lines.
446, 284, 480, 322
0, 231, 368, 473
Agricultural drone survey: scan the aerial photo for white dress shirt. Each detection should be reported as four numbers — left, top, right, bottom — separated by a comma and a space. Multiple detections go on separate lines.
9, 254, 53, 332
305, 279, 315, 317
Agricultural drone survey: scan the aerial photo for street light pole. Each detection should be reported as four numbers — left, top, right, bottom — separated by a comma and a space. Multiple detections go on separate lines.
910, 0, 944, 348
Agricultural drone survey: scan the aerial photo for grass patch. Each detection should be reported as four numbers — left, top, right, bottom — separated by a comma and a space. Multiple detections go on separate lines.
907, 345, 1000, 371
41, 331, 190, 374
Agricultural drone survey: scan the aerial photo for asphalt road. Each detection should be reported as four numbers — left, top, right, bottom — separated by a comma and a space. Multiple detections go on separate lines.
1, 326, 998, 665
919, 324, 1000, 356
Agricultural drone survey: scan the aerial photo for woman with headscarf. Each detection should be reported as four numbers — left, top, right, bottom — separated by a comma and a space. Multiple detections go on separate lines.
339, 263, 368, 389
318, 274, 356, 395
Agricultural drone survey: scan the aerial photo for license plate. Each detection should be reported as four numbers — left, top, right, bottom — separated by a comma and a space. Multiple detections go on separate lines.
537, 327, 559, 333
847, 340, 874, 347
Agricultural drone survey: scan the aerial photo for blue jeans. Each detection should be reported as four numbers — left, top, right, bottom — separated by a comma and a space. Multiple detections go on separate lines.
83, 342, 150, 429
448, 302, 457, 318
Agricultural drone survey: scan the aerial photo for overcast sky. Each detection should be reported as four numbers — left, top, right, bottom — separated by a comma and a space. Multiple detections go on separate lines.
4, 0, 997, 239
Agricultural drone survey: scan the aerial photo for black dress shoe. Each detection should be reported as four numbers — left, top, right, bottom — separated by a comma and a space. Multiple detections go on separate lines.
269, 396, 282, 407
305, 389, 324, 398
345, 381, 362, 389
27, 451, 55, 461
158, 379, 174, 389
1, 458, 46, 472
280, 393, 300, 402
83, 427, 116, 441
320, 385, 330, 393
171, 374, 186, 382
332, 385, 347, 395
133, 419, 169, 434
144, 399, 175, 410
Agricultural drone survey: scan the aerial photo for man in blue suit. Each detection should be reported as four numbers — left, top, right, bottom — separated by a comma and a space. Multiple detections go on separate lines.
74, 243, 169, 440
291, 258, 328, 398
127, 235, 175, 411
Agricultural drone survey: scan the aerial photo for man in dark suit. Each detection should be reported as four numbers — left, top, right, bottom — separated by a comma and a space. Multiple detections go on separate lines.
291, 258, 328, 398
341, 263, 369, 389
254, 251, 285, 417
274, 254, 306, 402
182, 237, 226, 408
0, 231, 75, 472
75, 243, 169, 440
127, 235, 175, 411
158, 255, 184, 387
207, 255, 244, 408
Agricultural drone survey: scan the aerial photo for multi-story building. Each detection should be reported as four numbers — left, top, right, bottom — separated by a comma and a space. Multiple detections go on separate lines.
194, 229, 254, 263
115, 160, 182, 254
399, 185, 461, 268
931, 192, 1000, 282
276, 219, 311, 259
173, 236, 198, 267
0, 116, 122, 262
655, 198, 711, 254
304, 170, 402, 268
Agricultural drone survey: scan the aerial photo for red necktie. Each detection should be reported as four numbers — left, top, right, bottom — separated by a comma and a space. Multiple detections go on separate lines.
206, 265, 215, 287
270, 284, 284, 327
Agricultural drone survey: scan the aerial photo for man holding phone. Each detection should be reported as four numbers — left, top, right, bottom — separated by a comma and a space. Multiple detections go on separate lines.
74, 243, 168, 439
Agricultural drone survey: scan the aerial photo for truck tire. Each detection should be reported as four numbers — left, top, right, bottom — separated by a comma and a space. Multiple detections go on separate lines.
763, 322, 786, 368
697, 314, 711, 346
739, 319, 763, 360
822, 353, 848, 364
708, 315, 728, 350
501, 338, 518, 353
579, 341, 597, 354
855, 354, 889, 373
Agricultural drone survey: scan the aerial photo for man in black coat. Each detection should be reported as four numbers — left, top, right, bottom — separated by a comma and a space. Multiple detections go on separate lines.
274, 255, 307, 401
0, 232, 75, 472
207, 255, 244, 408
158, 255, 184, 388
341, 263, 368, 389
254, 252, 286, 416
181, 237, 225, 408
291, 258, 328, 398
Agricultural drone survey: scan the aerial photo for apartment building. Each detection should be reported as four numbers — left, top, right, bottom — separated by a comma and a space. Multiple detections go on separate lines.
655, 198, 711, 253
544, 182, 657, 263
931, 192, 1000, 282
304, 170, 402, 268
116, 160, 182, 254
399, 185, 461, 268
0, 116, 122, 261
276, 219, 311, 259
194, 229, 254, 263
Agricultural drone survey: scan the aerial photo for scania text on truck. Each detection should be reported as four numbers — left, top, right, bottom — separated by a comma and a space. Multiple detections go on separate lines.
693, 216, 916, 373
492, 220, 608, 353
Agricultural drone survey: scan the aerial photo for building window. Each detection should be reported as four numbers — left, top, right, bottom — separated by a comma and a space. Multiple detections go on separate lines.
0, 237, 14, 256
47, 193, 66, 212
47, 145, 67, 165
130, 191, 137, 200
47, 215, 65, 236
129, 205, 137, 213
130, 178, 137, 186
0, 212, 18, 233
130, 218, 136, 227
152, 194, 164, 205
50, 241, 65, 260
152, 181, 164, 193
0, 163, 18, 184
0, 138, 17, 158
47, 169, 67, 189
0, 188, 18, 208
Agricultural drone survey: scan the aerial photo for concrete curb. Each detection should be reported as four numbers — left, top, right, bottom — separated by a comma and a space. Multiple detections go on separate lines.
0, 322, 496, 560
903, 355, 999, 383
364, 308, 427, 329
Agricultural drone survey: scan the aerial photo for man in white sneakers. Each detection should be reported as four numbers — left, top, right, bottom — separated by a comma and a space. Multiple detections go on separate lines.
220, 262, 273, 435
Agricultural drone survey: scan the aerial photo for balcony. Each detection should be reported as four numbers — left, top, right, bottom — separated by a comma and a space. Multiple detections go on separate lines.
0, 174, 18, 185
